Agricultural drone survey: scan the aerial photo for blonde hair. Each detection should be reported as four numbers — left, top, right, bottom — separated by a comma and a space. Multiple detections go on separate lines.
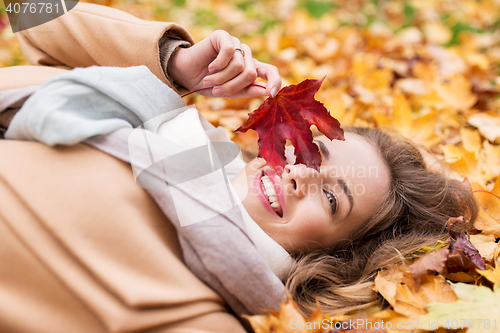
285, 127, 478, 317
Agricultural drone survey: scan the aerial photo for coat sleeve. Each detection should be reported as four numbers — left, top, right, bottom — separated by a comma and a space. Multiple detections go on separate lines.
15, 2, 195, 91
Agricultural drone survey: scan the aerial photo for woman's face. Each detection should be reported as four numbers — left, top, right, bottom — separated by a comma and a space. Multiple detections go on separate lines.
231, 132, 391, 253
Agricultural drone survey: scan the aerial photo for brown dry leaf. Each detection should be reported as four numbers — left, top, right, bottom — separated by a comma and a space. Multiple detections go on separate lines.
374, 266, 405, 307
375, 266, 457, 318
410, 247, 450, 289
393, 274, 457, 318
443, 271, 480, 283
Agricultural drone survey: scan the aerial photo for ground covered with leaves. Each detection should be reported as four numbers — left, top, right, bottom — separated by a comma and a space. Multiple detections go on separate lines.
1, 0, 500, 332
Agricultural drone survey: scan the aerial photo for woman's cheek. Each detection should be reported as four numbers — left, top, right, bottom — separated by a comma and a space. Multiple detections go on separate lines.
289, 213, 327, 242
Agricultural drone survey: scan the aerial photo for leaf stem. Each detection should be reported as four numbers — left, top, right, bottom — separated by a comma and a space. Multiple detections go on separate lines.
472, 189, 500, 201
181, 83, 266, 98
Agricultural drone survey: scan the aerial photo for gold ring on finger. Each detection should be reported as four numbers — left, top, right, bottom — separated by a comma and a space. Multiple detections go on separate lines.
235, 47, 245, 58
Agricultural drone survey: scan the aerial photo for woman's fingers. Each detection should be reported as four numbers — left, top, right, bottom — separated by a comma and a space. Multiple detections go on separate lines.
168, 29, 282, 97
207, 31, 241, 74
211, 59, 282, 99
204, 44, 258, 97
198, 30, 282, 99
203, 49, 246, 87
255, 60, 282, 98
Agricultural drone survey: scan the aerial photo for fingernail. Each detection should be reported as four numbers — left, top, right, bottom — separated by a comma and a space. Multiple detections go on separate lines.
213, 87, 223, 96
204, 80, 212, 87
271, 87, 278, 98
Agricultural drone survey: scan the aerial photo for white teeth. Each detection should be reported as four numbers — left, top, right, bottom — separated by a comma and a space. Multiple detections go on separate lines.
266, 188, 276, 196
260, 174, 282, 215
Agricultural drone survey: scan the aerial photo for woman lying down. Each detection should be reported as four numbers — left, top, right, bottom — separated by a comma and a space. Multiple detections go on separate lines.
0, 3, 477, 333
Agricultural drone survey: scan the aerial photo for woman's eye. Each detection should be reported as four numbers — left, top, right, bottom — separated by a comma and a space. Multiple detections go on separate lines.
324, 190, 338, 215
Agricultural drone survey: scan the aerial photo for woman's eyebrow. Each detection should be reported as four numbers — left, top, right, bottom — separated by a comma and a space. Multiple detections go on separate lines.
314, 140, 330, 160
338, 178, 354, 217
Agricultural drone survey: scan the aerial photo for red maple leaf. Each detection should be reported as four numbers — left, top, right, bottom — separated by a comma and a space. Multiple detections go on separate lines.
235, 78, 344, 172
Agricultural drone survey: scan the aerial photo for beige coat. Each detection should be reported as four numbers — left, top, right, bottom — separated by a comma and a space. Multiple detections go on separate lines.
0, 3, 246, 332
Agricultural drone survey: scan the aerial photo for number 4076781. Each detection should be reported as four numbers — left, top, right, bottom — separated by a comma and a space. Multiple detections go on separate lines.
444, 319, 497, 330
5, 2, 60, 14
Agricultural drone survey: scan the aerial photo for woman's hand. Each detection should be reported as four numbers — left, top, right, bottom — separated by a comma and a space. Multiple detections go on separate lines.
167, 30, 281, 99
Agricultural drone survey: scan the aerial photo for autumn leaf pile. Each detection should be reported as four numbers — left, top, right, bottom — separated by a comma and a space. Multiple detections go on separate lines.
1, 0, 500, 331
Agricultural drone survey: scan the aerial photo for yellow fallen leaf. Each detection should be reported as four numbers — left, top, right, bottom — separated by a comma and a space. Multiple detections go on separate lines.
317, 87, 346, 123
472, 177, 500, 230
468, 113, 500, 144
394, 274, 457, 318
422, 21, 452, 45
441, 145, 486, 186
460, 128, 482, 153
301, 33, 339, 63
246, 313, 286, 333
441, 144, 464, 164
469, 234, 498, 262
412, 61, 439, 84
352, 53, 393, 94
478, 262, 500, 286
435, 75, 477, 111
395, 78, 428, 95
482, 141, 500, 181
246, 297, 330, 333
374, 266, 405, 307
375, 266, 457, 319
427, 45, 467, 78
372, 93, 442, 148
482, 225, 500, 238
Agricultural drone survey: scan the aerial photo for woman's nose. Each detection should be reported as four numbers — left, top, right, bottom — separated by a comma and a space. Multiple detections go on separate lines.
283, 164, 321, 198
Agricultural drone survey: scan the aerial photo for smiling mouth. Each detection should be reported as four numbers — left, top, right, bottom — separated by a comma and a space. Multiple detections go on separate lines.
260, 171, 283, 217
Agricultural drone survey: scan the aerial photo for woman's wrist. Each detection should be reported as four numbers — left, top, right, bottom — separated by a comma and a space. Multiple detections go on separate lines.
159, 37, 192, 90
